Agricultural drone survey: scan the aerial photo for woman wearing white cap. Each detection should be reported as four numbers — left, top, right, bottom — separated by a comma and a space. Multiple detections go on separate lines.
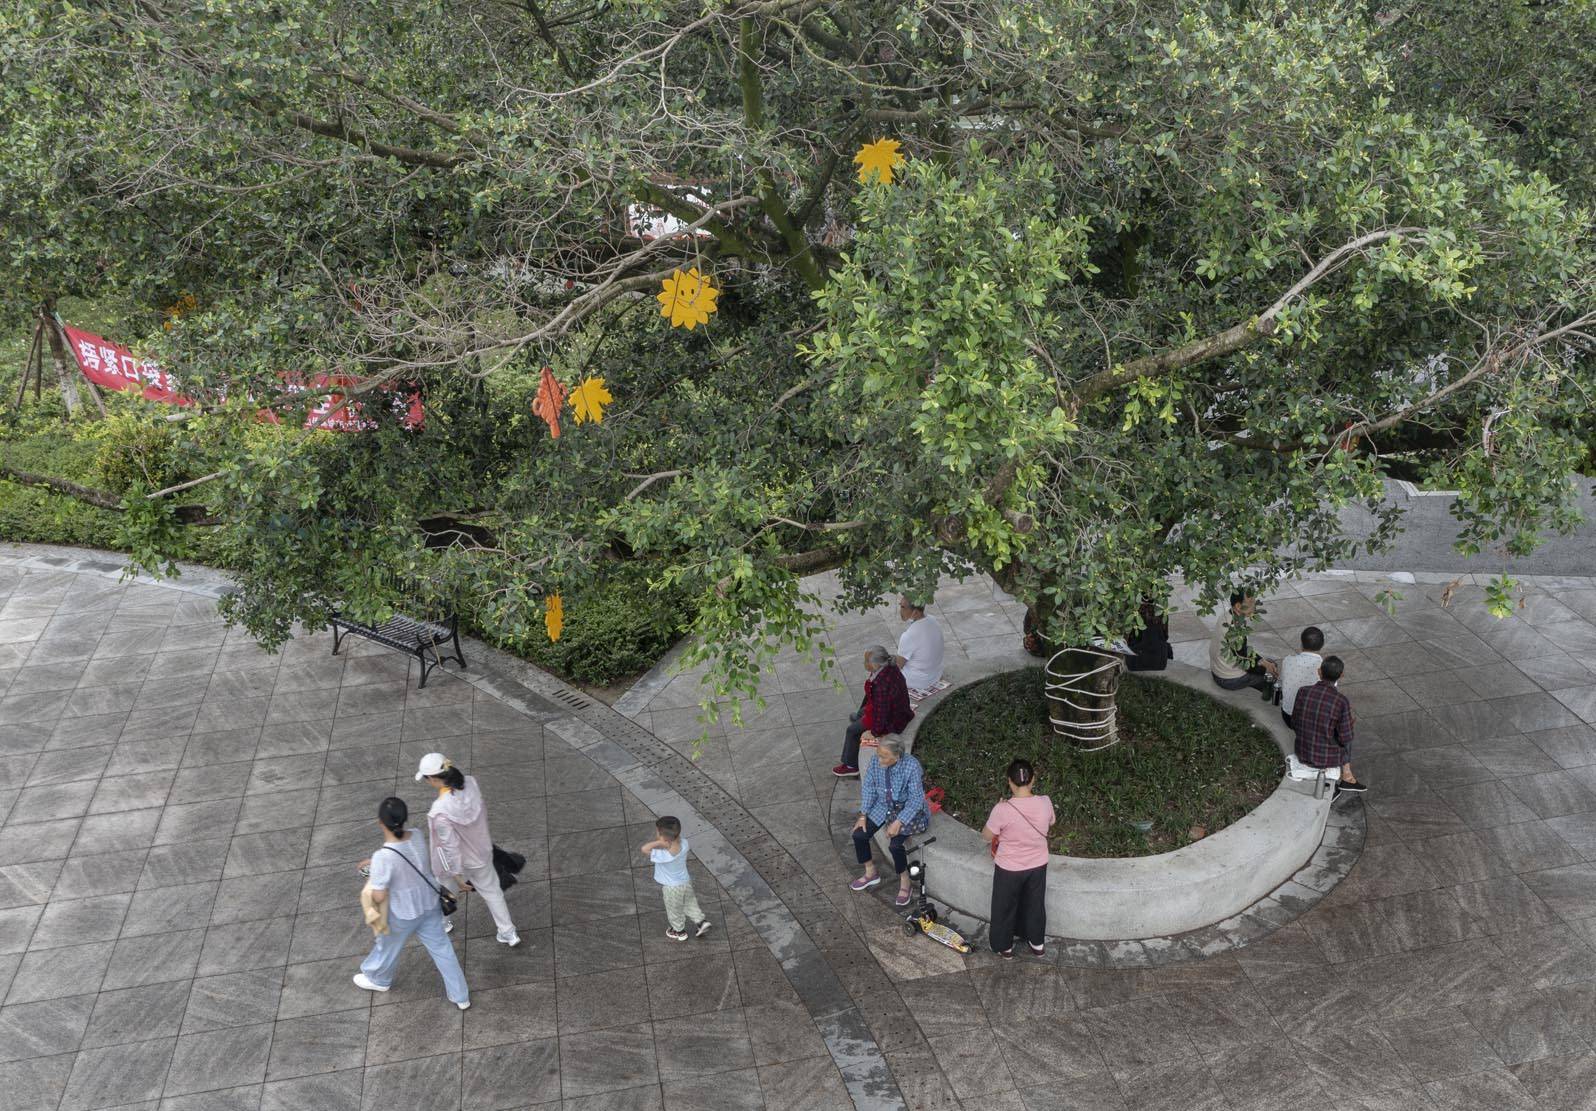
416, 752, 520, 947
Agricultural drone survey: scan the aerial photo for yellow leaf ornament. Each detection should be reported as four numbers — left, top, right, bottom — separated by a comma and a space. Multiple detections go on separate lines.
657, 267, 719, 330
569, 376, 613, 426
853, 138, 904, 184
544, 593, 564, 642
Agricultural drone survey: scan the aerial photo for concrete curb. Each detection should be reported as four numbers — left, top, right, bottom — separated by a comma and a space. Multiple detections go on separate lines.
845, 659, 1338, 941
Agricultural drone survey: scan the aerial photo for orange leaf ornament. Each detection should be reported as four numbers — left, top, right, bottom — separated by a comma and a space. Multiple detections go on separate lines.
569, 376, 613, 426
853, 138, 904, 184
657, 267, 719, 330
544, 593, 564, 642
532, 366, 568, 437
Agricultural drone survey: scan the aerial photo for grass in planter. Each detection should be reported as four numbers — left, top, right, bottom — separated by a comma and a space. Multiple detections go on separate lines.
912, 667, 1282, 857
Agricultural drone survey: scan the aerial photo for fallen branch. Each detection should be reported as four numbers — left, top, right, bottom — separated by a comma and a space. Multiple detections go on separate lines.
0, 463, 220, 525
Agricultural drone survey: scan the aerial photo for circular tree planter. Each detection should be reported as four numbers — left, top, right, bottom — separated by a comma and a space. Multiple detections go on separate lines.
856, 653, 1336, 941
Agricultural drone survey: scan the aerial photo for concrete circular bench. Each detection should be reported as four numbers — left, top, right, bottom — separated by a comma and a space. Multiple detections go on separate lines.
875, 656, 1333, 941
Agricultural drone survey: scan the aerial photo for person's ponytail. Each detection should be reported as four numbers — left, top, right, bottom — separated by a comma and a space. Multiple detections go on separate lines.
1005, 759, 1034, 788
378, 796, 408, 835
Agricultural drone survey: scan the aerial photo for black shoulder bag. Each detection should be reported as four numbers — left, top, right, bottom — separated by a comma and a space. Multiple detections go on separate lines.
382, 843, 458, 917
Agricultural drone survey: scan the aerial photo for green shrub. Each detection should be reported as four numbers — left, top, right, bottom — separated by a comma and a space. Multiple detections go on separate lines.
913, 667, 1282, 857
476, 568, 695, 687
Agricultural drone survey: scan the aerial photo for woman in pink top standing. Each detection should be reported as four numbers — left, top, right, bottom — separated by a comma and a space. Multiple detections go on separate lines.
981, 759, 1056, 959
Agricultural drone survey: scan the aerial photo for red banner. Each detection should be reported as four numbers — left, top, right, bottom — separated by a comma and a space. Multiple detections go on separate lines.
269, 374, 426, 432
62, 325, 188, 405
60, 323, 423, 431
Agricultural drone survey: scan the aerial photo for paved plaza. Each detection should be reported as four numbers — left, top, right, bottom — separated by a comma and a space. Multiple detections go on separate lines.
9, 546, 1596, 1109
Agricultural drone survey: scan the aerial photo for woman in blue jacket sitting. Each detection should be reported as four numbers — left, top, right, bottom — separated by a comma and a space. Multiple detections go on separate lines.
849, 734, 930, 907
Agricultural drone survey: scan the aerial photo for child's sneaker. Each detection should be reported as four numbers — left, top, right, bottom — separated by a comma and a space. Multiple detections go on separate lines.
665, 928, 690, 942
694, 920, 713, 938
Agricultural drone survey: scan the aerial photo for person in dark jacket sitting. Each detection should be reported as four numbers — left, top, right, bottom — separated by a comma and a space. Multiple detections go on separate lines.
833, 646, 913, 778
1125, 600, 1175, 672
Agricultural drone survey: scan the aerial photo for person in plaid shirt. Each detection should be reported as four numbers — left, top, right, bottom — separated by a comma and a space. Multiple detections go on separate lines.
1291, 656, 1367, 796
833, 646, 913, 778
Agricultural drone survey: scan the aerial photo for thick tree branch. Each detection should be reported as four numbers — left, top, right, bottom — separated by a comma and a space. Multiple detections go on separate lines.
0, 464, 217, 524
624, 470, 683, 500
248, 97, 468, 169
1347, 309, 1596, 440
148, 471, 223, 500
0, 465, 121, 510
1071, 228, 1428, 401
738, 19, 825, 289
323, 71, 465, 134
774, 546, 848, 574
632, 183, 767, 260
768, 517, 864, 532
520, 0, 579, 80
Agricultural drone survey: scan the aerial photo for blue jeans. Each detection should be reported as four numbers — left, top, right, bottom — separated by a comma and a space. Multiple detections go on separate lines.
360, 905, 469, 1005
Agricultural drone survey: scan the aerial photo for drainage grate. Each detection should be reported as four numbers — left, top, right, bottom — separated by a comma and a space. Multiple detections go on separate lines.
551, 689, 591, 710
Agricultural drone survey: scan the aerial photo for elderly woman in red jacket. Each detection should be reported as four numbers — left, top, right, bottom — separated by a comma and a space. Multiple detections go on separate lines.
833, 645, 914, 778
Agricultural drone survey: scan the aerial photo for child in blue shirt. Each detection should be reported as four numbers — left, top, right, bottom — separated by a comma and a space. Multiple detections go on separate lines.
640, 815, 713, 941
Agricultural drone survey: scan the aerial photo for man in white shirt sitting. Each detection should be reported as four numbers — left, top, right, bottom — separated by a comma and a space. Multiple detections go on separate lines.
895, 596, 945, 694
1277, 626, 1325, 729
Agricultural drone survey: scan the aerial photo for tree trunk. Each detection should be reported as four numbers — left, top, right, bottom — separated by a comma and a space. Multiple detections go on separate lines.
41, 303, 83, 419
1043, 645, 1122, 750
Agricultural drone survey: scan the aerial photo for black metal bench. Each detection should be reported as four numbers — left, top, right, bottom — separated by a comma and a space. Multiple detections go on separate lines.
329, 610, 466, 688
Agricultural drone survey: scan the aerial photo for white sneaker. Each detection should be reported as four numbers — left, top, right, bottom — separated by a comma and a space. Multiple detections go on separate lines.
456, 1000, 471, 1010
443, 920, 454, 935
352, 973, 388, 993
496, 931, 521, 947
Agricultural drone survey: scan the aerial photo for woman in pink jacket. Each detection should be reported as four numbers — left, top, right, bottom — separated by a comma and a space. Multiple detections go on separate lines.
415, 753, 520, 947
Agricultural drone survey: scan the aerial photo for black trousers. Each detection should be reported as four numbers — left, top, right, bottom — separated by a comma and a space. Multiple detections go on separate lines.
853, 817, 910, 875
989, 863, 1048, 952
840, 710, 865, 768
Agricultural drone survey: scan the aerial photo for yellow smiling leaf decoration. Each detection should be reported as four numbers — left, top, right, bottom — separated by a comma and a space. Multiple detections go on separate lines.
657, 267, 719, 330
544, 593, 564, 642
853, 138, 904, 184
569, 376, 613, 426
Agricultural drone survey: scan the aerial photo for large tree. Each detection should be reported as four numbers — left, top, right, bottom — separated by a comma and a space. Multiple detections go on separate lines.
1, 0, 1591, 705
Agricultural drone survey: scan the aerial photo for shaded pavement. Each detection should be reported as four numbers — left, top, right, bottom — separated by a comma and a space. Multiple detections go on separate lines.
12, 539, 1596, 1108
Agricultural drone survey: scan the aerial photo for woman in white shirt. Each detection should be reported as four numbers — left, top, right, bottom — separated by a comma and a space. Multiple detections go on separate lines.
354, 797, 471, 1009
416, 753, 520, 947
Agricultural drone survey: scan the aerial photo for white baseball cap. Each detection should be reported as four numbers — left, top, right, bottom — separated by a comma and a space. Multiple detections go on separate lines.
414, 753, 452, 780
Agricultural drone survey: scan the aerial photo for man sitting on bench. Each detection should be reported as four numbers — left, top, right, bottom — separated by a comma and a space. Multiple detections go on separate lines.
895, 596, 947, 704
1210, 591, 1278, 702
1292, 655, 1367, 797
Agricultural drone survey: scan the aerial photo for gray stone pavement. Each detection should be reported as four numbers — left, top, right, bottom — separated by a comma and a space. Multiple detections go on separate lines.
1338, 478, 1596, 576
16, 539, 1596, 1111
0, 550, 869, 1111
618, 568, 1596, 1110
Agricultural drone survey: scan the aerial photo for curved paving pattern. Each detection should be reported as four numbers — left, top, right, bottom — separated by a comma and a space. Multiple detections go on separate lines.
0, 545, 884, 1111
619, 566, 1596, 1110
15, 545, 1596, 1109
